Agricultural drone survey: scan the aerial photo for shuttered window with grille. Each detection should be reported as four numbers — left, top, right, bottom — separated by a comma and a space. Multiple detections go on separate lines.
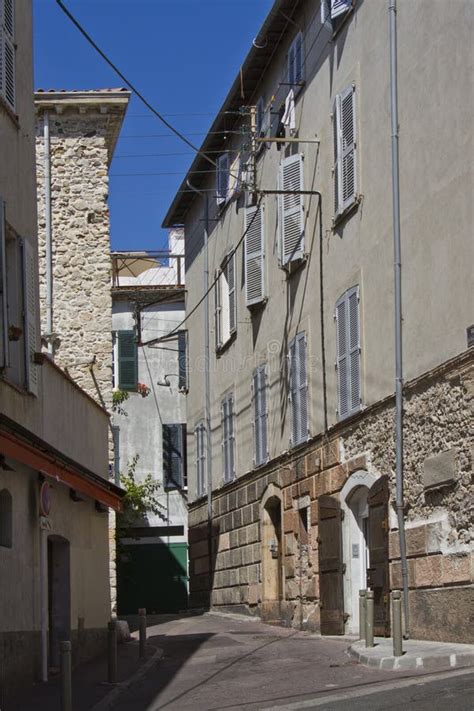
335, 285, 361, 420
252, 364, 268, 467
288, 31, 303, 86
163, 423, 187, 489
289, 332, 308, 446
279, 154, 305, 266
0, 0, 15, 112
118, 330, 138, 391
215, 252, 236, 350
245, 203, 265, 306
216, 153, 230, 205
333, 84, 357, 218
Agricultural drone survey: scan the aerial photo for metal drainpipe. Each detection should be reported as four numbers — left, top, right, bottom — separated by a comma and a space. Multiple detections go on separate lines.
186, 180, 213, 590
43, 111, 53, 355
389, 0, 409, 637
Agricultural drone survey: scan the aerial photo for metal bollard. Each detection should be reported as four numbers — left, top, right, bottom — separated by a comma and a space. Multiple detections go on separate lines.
60, 640, 72, 711
359, 589, 367, 641
392, 590, 403, 657
365, 589, 374, 648
138, 608, 147, 659
108, 619, 117, 683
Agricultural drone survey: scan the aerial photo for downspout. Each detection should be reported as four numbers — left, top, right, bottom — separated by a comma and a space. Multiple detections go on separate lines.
43, 111, 53, 356
186, 180, 213, 596
389, 0, 409, 637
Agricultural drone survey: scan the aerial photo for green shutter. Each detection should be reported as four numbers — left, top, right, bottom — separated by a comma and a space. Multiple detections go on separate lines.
163, 424, 185, 489
118, 330, 137, 391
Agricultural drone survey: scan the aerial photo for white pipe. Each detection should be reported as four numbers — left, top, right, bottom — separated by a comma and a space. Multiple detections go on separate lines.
43, 111, 53, 355
40, 526, 48, 681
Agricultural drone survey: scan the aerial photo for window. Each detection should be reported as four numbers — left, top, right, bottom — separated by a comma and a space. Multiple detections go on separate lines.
215, 251, 236, 350
216, 153, 230, 205
178, 330, 187, 390
322, 0, 352, 25
163, 423, 187, 489
256, 97, 265, 135
221, 392, 235, 483
289, 332, 308, 446
288, 31, 303, 87
195, 421, 206, 497
298, 506, 309, 545
117, 330, 138, 391
245, 203, 265, 306
0, 197, 38, 393
333, 84, 357, 219
278, 154, 305, 266
252, 365, 268, 467
0, 489, 12, 548
0, 0, 15, 112
335, 285, 361, 420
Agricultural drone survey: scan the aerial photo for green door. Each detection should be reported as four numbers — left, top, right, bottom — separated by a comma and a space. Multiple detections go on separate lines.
117, 543, 188, 615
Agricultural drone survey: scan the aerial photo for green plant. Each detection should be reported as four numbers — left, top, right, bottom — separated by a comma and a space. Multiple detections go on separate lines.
117, 455, 166, 533
112, 388, 129, 416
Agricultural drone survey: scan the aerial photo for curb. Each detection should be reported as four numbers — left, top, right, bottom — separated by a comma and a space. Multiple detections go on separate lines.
348, 643, 474, 671
90, 644, 163, 710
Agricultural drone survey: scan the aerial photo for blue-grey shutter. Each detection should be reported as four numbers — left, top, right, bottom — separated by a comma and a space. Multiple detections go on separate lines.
195, 423, 205, 496
289, 337, 298, 446
216, 154, 229, 204
163, 423, 185, 489
331, 0, 352, 20
259, 366, 268, 464
340, 85, 356, 211
23, 238, 38, 395
245, 204, 265, 305
215, 273, 222, 349
252, 370, 259, 466
221, 397, 228, 480
1, 0, 15, 111
279, 154, 305, 265
227, 252, 236, 334
228, 394, 235, 480
0, 196, 8, 368
297, 333, 308, 441
333, 94, 342, 216
321, 0, 330, 23
336, 286, 360, 419
178, 331, 187, 390
295, 32, 303, 84
118, 330, 138, 391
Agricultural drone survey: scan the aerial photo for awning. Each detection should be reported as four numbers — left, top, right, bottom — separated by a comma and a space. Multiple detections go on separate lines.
0, 428, 124, 511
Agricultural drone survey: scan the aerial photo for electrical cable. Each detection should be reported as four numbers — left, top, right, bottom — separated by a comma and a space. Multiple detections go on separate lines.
141, 194, 264, 347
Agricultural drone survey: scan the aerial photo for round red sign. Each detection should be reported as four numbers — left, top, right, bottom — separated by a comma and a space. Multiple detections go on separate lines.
39, 481, 51, 517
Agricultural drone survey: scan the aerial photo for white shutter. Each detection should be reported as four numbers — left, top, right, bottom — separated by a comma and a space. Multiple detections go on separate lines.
1, 0, 15, 111
195, 423, 206, 497
227, 252, 236, 334
331, 0, 352, 20
321, 0, 330, 23
245, 204, 265, 305
259, 366, 268, 464
334, 85, 357, 217
297, 333, 308, 442
0, 196, 8, 368
279, 153, 304, 265
289, 337, 298, 446
333, 94, 342, 216
23, 238, 39, 395
252, 371, 258, 466
216, 154, 229, 205
336, 286, 360, 419
215, 273, 222, 349
228, 394, 235, 479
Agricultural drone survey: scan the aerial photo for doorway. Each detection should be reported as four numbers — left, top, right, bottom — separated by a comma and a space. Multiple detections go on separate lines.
346, 485, 370, 633
260, 485, 283, 608
48, 536, 71, 669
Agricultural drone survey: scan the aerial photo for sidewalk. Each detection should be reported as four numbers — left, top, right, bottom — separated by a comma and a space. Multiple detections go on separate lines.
7, 638, 162, 711
348, 637, 474, 671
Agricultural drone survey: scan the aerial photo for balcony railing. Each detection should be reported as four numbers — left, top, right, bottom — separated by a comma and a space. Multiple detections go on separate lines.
111, 252, 185, 289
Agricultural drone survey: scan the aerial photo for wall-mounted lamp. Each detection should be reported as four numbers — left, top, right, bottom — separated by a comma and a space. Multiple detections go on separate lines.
157, 374, 179, 387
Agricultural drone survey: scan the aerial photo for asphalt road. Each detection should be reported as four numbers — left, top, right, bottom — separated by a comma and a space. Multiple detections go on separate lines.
110, 612, 474, 711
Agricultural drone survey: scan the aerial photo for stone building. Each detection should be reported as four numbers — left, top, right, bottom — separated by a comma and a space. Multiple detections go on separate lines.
163, 0, 473, 643
111, 229, 189, 614
0, 4, 124, 704
34, 89, 131, 611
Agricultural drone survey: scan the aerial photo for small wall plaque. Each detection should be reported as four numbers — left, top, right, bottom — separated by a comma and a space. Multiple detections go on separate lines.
352, 543, 359, 558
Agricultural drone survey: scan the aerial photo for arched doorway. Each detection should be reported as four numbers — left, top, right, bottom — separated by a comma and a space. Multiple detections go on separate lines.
260, 484, 283, 611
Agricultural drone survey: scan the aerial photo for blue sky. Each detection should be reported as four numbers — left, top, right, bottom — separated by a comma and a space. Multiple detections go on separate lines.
34, 0, 274, 251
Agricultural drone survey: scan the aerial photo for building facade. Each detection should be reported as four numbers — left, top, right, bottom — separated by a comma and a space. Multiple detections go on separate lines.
34, 89, 130, 612
163, 0, 473, 643
111, 229, 189, 614
0, 2, 123, 704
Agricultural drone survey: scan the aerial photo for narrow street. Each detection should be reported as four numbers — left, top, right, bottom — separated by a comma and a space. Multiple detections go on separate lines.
109, 613, 473, 710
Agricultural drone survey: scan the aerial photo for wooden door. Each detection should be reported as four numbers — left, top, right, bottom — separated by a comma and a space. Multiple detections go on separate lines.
367, 475, 390, 636
318, 495, 344, 635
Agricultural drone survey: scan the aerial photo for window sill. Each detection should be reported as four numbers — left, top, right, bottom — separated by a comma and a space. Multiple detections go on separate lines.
216, 330, 237, 357
0, 374, 30, 396
0, 97, 19, 129
281, 254, 307, 276
332, 196, 361, 230
330, 6, 355, 41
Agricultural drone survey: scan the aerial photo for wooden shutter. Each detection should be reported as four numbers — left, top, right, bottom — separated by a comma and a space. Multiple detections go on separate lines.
215, 273, 222, 350
367, 475, 390, 636
216, 154, 229, 205
22, 238, 38, 395
222, 394, 235, 482
222, 397, 229, 481
118, 330, 138, 391
294, 32, 303, 84
252, 370, 259, 466
227, 252, 236, 334
0, 196, 8, 368
228, 394, 235, 479
336, 286, 360, 420
334, 84, 357, 218
331, 0, 352, 20
333, 94, 342, 216
253, 365, 267, 466
245, 204, 265, 306
289, 333, 307, 446
163, 423, 186, 489
289, 336, 298, 446
279, 154, 304, 265
318, 495, 344, 635
195, 423, 205, 496
178, 331, 187, 390
1, 0, 15, 111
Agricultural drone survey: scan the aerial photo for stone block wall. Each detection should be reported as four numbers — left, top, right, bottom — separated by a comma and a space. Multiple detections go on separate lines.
187, 352, 474, 642
35, 111, 113, 413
